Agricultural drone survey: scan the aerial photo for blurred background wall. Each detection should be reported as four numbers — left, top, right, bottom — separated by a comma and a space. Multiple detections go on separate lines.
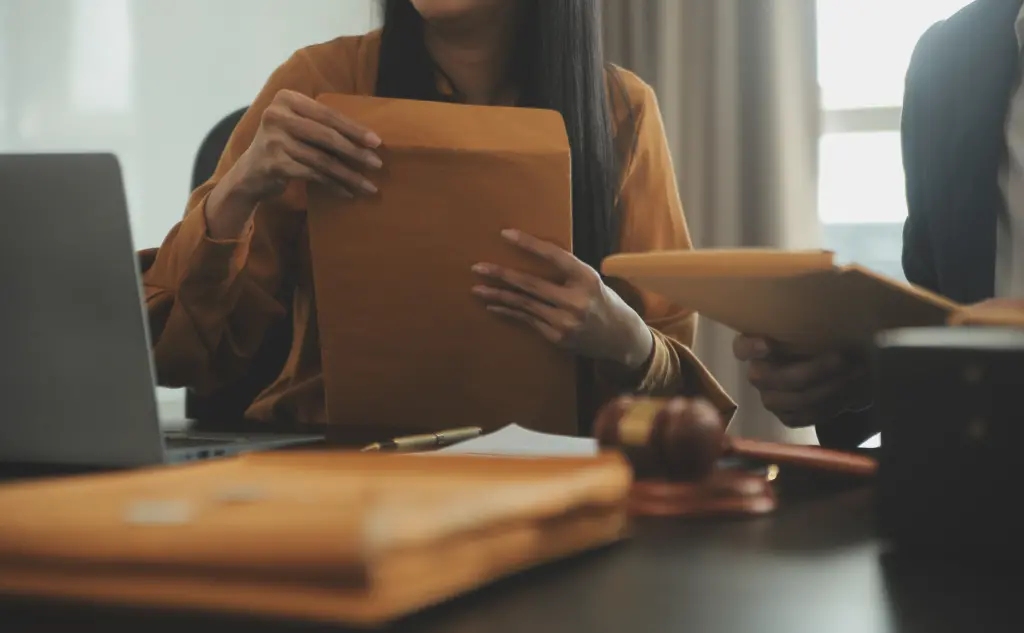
0, 0, 381, 419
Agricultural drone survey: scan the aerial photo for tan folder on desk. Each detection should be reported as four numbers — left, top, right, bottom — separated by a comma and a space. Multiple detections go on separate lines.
307, 94, 576, 435
601, 249, 960, 352
0, 452, 631, 626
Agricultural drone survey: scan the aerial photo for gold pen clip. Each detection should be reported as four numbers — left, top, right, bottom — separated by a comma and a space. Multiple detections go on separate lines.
360, 427, 483, 453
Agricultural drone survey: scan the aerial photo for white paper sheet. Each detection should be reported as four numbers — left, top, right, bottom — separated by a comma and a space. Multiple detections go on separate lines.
435, 424, 598, 457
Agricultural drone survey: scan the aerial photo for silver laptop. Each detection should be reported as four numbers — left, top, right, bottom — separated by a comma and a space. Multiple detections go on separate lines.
0, 153, 322, 466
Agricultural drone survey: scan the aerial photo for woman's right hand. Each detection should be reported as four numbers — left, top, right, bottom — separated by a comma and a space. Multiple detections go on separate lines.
205, 89, 383, 239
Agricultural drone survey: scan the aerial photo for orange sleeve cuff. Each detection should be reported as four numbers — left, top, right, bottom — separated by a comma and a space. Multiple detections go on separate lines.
595, 327, 736, 422
175, 194, 255, 287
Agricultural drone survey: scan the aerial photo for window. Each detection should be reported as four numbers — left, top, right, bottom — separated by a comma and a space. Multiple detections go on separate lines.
816, 0, 975, 281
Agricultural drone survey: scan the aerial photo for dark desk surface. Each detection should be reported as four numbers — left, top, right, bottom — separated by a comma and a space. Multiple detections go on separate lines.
0, 471, 1017, 633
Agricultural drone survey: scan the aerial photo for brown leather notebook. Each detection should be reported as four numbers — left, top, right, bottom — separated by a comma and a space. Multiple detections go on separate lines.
601, 249, 960, 353
0, 452, 631, 626
307, 94, 577, 435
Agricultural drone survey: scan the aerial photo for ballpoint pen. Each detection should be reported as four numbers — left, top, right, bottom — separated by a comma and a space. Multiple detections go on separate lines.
360, 427, 483, 452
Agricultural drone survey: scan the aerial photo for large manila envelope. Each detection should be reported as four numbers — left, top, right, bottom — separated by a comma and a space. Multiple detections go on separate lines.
602, 249, 960, 354
307, 94, 577, 436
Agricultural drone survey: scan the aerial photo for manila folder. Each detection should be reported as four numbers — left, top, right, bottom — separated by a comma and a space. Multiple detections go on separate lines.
602, 249, 960, 353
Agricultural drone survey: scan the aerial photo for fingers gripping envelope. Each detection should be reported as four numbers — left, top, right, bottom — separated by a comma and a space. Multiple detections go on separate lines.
307, 94, 577, 435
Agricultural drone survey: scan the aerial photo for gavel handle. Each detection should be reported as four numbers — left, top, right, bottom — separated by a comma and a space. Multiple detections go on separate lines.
727, 437, 878, 477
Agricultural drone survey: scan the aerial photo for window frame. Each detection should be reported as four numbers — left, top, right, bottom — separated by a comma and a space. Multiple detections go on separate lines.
822, 106, 902, 135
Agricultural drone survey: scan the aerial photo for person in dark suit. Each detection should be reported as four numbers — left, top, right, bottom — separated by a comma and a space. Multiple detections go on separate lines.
735, 0, 1024, 448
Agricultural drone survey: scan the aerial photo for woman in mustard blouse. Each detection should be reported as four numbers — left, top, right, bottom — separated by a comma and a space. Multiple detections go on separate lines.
145, 0, 733, 428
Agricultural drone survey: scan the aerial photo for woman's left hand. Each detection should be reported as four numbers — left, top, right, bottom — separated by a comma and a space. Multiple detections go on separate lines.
472, 229, 654, 370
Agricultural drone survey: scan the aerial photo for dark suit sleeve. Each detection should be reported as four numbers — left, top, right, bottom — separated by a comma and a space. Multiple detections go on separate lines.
901, 23, 944, 293
816, 409, 877, 450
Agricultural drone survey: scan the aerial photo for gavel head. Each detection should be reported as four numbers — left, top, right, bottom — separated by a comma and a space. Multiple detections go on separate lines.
593, 397, 726, 481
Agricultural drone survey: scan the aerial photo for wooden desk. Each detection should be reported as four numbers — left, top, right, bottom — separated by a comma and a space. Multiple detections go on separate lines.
0, 470, 1016, 632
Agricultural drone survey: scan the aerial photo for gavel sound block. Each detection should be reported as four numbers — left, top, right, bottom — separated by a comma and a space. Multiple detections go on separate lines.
593, 397, 878, 518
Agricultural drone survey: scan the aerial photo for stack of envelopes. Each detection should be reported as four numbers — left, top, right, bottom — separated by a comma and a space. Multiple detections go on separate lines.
0, 452, 631, 625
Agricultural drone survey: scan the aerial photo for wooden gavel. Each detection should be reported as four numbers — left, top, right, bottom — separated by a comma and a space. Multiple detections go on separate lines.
593, 397, 877, 482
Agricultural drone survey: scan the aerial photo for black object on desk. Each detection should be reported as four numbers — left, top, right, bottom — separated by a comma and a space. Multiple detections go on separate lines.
874, 326, 1024, 562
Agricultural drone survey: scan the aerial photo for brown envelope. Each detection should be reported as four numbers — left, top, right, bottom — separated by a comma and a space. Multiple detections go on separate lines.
307, 95, 577, 435
601, 249, 960, 353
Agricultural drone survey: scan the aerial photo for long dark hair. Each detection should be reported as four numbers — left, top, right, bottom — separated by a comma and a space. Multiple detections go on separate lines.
376, 0, 621, 270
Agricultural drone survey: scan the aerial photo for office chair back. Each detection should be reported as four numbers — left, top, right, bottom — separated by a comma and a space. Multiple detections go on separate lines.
192, 108, 247, 193
182, 108, 296, 423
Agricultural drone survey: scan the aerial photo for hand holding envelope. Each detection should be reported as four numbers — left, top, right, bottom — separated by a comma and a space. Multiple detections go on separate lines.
234, 89, 383, 199
204, 89, 384, 240
739, 296, 1024, 427
472, 229, 654, 371
732, 335, 871, 429
245, 89, 653, 381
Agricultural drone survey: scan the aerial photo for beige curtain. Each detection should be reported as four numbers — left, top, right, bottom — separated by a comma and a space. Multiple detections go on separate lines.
603, 0, 821, 442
